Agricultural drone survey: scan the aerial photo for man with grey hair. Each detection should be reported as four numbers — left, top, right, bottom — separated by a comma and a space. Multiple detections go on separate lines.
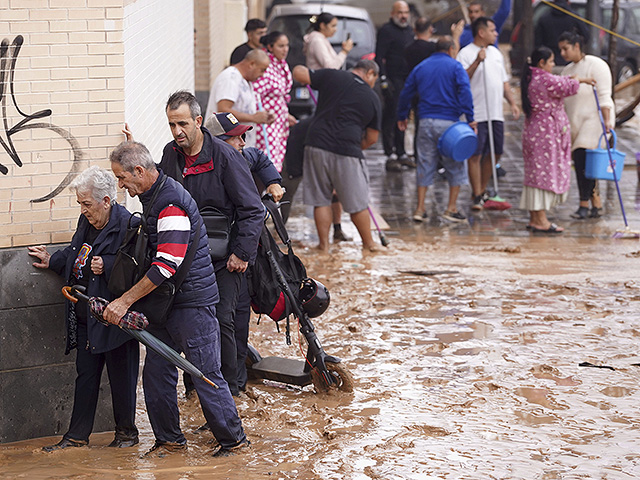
105, 142, 248, 457
159, 90, 263, 397
292, 60, 382, 252
28, 165, 140, 452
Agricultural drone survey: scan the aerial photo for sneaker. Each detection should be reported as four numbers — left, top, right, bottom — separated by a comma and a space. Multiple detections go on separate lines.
496, 165, 507, 177
471, 195, 485, 211
442, 210, 467, 222
385, 159, 402, 172
42, 438, 87, 452
589, 207, 603, 218
142, 441, 187, 458
212, 439, 250, 457
108, 433, 139, 448
570, 206, 589, 220
412, 211, 427, 222
398, 154, 416, 168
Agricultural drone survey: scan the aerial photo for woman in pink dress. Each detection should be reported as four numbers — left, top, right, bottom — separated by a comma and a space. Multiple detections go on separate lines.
253, 31, 295, 172
519, 46, 594, 233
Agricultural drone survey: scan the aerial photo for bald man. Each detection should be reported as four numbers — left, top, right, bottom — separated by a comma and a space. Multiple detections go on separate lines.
206, 49, 275, 148
375, 1, 416, 172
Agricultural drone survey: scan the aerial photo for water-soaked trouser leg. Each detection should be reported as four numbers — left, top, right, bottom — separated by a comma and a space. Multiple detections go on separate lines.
142, 325, 184, 444
105, 339, 139, 439
573, 148, 597, 202
215, 267, 242, 395
65, 322, 106, 443
235, 273, 251, 391
167, 305, 246, 448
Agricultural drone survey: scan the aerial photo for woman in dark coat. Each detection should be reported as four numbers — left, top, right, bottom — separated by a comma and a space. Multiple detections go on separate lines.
28, 166, 139, 451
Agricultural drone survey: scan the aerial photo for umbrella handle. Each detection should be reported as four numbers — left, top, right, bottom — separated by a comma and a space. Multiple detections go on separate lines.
62, 285, 91, 304
62, 286, 79, 303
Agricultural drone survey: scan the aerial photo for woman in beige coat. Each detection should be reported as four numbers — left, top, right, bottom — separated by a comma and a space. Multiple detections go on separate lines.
559, 30, 614, 219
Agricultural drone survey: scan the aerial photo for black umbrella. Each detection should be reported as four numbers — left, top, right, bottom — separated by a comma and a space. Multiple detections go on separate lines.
62, 286, 218, 389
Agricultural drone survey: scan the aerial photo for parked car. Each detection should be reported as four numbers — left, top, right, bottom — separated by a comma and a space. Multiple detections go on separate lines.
510, 0, 640, 83
267, 3, 376, 117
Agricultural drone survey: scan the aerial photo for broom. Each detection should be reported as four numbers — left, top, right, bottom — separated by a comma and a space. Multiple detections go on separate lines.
481, 62, 512, 211
592, 86, 640, 239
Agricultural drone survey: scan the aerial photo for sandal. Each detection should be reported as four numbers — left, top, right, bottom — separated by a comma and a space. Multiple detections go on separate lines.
531, 223, 564, 234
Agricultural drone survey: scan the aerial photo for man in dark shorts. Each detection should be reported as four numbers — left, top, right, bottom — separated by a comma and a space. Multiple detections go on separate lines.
292, 60, 382, 252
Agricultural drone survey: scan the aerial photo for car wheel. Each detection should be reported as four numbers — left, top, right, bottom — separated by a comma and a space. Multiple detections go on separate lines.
617, 61, 637, 84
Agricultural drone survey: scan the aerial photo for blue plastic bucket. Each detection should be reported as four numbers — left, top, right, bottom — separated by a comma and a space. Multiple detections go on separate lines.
437, 121, 478, 162
585, 130, 625, 181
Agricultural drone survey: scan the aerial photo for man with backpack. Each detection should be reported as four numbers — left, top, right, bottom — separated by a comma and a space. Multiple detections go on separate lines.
159, 91, 264, 396
105, 141, 248, 457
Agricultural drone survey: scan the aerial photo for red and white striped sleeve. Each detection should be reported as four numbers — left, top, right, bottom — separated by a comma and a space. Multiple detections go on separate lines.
146, 204, 191, 286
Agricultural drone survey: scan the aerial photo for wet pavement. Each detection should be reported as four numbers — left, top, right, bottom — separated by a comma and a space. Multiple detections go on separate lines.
3, 111, 640, 479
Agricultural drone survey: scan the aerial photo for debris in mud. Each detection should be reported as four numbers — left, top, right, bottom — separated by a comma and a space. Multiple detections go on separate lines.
399, 270, 459, 276
578, 361, 615, 371
625, 250, 640, 257
347, 323, 358, 333
542, 314, 564, 322
485, 246, 521, 254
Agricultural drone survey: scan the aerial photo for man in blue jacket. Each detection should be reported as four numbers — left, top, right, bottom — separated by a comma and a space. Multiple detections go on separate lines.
105, 142, 247, 457
397, 36, 476, 224
158, 91, 264, 397
459, 0, 511, 48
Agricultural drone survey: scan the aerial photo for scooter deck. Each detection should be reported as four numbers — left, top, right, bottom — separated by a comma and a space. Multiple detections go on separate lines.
249, 356, 312, 387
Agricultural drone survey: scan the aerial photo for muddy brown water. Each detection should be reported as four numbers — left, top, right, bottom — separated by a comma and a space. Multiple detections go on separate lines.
2, 229, 640, 479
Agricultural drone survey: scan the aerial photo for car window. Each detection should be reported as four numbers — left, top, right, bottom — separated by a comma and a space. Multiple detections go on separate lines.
602, 7, 626, 31
627, 6, 640, 34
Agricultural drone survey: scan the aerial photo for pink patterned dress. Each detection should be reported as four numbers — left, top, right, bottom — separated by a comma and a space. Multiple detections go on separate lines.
522, 68, 579, 195
253, 52, 293, 172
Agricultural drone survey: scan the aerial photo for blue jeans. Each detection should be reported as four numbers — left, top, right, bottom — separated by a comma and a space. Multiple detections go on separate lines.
143, 305, 245, 447
416, 118, 468, 187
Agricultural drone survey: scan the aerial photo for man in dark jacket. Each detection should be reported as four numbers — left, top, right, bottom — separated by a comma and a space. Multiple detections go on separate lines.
105, 141, 247, 457
375, 0, 416, 171
158, 91, 264, 397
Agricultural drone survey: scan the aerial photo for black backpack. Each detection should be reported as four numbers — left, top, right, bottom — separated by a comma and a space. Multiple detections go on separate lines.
247, 198, 307, 326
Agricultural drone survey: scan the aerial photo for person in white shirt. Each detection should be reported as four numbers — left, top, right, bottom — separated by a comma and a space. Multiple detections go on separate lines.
457, 17, 520, 210
559, 31, 613, 219
205, 49, 275, 148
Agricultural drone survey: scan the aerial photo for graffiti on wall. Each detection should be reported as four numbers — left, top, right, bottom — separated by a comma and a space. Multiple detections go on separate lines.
0, 35, 83, 203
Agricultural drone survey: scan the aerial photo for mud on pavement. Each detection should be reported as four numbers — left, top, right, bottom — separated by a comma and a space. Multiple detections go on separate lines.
2, 231, 640, 479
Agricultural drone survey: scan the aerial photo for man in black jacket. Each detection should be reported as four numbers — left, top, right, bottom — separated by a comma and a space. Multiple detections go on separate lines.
158, 91, 264, 396
375, 0, 416, 172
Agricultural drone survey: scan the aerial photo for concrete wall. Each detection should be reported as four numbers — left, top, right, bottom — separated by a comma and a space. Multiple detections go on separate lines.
0, 246, 113, 444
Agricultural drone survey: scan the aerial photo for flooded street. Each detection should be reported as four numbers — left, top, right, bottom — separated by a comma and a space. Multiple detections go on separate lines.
3, 120, 640, 478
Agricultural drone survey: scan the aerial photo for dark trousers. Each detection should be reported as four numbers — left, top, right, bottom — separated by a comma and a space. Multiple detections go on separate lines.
65, 323, 139, 443
235, 273, 251, 391
215, 267, 243, 396
573, 148, 598, 202
382, 76, 407, 157
143, 305, 245, 447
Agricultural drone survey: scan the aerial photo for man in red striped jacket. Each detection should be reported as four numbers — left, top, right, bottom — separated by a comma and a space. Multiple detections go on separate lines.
105, 141, 248, 458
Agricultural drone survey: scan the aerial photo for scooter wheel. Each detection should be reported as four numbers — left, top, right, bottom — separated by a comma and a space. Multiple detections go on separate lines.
311, 361, 354, 393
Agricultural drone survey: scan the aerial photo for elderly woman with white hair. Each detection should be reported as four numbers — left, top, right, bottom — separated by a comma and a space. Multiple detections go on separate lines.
28, 166, 139, 452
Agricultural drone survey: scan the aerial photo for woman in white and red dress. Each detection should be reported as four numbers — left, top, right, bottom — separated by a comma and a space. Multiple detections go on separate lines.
253, 31, 296, 172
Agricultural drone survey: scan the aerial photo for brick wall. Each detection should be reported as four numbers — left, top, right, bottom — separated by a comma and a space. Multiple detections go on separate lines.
0, 0, 195, 247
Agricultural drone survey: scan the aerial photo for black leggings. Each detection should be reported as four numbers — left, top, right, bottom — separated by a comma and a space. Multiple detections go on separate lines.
572, 148, 598, 202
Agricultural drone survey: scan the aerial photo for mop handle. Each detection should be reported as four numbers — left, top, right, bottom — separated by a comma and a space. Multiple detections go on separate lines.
256, 96, 272, 160
482, 59, 499, 194
306, 85, 318, 106
592, 86, 628, 226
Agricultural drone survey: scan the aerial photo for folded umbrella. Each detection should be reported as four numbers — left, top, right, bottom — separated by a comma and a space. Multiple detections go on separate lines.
62, 286, 218, 389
